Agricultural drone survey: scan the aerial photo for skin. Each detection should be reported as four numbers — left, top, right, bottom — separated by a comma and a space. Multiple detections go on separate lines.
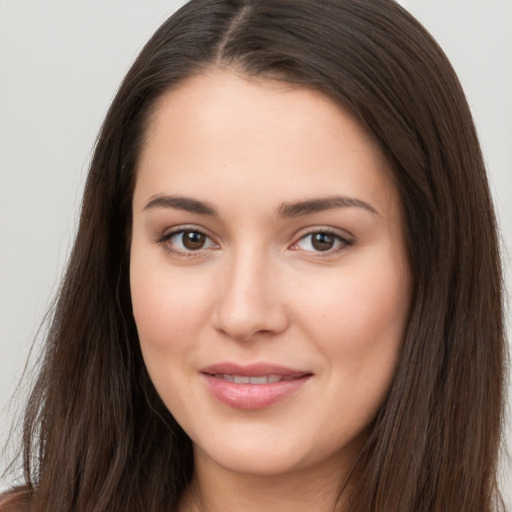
130, 69, 412, 512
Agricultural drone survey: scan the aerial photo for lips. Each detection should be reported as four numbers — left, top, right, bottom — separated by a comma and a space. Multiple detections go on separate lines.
211, 374, 296, 384
201, 363, 312, 410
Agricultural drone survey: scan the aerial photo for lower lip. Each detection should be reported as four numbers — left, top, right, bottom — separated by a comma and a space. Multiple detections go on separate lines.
202, 374, 311, 410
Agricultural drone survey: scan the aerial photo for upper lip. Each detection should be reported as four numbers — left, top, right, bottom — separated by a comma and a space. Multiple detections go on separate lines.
200, 362, 311, 378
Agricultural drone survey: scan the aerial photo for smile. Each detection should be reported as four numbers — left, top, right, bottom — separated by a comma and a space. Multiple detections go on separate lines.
201, 363, 312, 410
210, 374, 298, 384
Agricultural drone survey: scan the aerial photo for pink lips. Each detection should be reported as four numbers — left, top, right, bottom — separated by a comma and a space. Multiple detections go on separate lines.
201, 363, 312, 410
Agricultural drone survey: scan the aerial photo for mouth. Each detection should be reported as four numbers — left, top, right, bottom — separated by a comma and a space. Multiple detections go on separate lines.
207, 374, 301, 384
200, 363, 312, 410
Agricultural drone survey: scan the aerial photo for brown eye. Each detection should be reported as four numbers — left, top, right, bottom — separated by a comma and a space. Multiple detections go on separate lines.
164, 229, 217, 254
182, 231, 206, 250
311, 232, 335, 251
293, 230, 350, 254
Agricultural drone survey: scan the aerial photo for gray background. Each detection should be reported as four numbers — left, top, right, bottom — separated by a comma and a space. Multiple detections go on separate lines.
1, 0, 511, 502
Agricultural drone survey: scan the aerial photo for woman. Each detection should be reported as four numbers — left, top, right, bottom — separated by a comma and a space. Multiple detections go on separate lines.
1, 0, 507, 511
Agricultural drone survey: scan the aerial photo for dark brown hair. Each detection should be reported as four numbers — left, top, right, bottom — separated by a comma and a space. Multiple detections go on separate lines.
5, 1, 507, 511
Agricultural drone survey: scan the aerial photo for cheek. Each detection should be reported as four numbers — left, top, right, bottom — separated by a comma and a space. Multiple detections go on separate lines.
292, 251, 410, 383
130, 262, 214, 411
302, 277, 407, 332
130, 250, 213, 357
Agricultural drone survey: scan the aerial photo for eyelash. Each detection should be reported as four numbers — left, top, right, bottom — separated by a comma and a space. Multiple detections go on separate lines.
289, 229, 353, 256
157, 227, 353, 258
157, 227, 218, 258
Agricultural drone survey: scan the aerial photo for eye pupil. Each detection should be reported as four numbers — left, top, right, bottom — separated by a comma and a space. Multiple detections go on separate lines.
183, 231, 206, 250
312, 232, 335, 251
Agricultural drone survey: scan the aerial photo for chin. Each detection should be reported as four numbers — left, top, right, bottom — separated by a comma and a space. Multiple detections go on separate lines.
191, 424, 362, 479
201, 446, 308, 477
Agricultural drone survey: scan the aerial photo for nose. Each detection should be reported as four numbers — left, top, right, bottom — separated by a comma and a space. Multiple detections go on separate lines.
212, 249, 290, 342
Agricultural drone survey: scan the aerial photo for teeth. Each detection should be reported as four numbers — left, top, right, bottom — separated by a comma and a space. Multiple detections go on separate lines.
211, 373, 304, 384
217, 374, 287, 384
233, 375, 250, 384
249, 376, 268, 384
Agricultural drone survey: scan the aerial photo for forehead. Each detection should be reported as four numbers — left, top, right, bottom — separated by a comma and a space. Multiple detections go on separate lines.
143, 69, 380, 157
134, 69, 397, 216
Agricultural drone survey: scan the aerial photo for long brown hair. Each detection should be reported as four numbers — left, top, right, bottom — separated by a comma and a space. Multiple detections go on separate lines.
5, 1, 507, 511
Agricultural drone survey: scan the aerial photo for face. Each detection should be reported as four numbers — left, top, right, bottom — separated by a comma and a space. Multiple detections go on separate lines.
130, 70, 411, 479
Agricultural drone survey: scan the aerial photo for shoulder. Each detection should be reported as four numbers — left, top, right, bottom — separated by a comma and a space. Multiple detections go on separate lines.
0, 488, 29, 512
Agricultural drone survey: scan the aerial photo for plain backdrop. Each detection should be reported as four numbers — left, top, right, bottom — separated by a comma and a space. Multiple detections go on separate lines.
1, 0, 511, 503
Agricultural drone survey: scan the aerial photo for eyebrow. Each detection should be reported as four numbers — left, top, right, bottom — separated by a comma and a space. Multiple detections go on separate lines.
143, 195, 217, 215
277, 196, 379, 218
142, 194, 378, 217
